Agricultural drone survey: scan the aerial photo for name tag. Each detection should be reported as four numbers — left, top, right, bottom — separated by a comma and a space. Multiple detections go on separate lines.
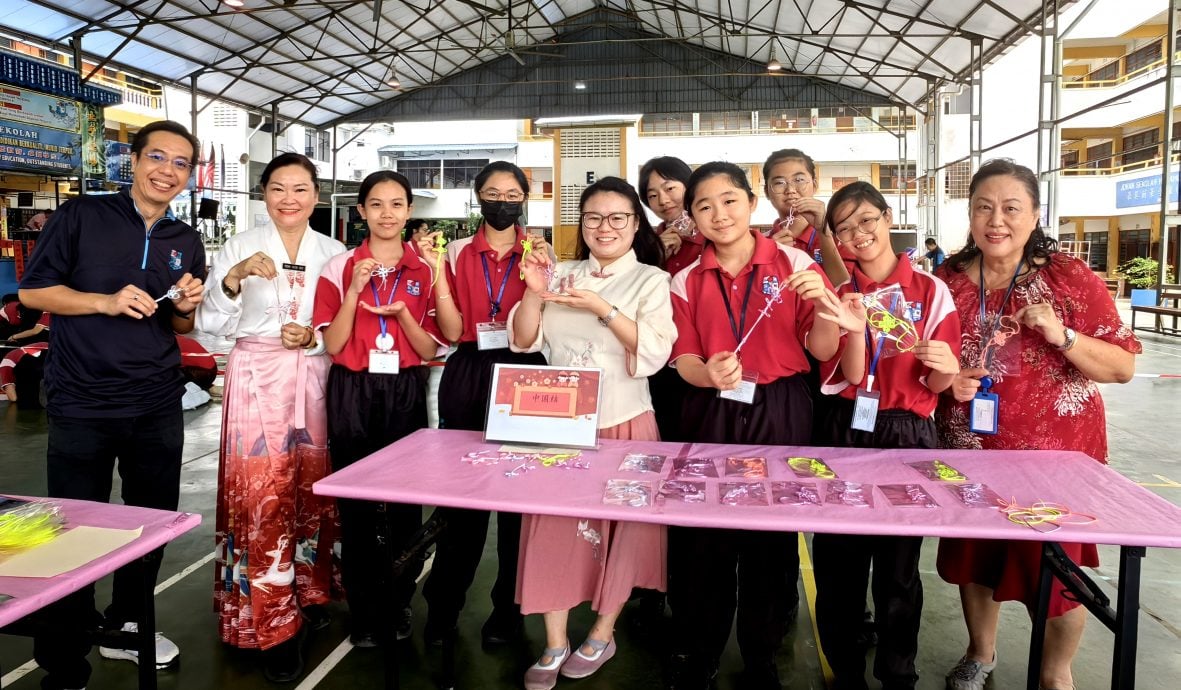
369, 349, 400, 374
970, 391, 999, 435
282, 262, 306, 272
851, 389, 880, 432
718, 370, 758, 405
476, 321, 509, 350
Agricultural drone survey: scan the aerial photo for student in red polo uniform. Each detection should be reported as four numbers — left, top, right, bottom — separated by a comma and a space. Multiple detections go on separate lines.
667, 162, 843, 690
762, 148, 851, 288
417, 161, 551, 646
313, 170, 445, 647
811, 181, 961, 690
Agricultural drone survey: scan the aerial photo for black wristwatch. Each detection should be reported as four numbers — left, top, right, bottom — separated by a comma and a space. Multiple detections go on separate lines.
221, 277, 239, 299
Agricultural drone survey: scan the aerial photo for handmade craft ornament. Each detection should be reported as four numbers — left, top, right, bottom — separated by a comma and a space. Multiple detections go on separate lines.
156, 285, 182, 302
619, 453, 666, 474
879, 483, 940, 508
719, 482, 769, 506
576, 519, 602, 561
671, 457, 719, 479
825, 480, 875, 508
787, 456, 837, 479
724, 456, 769, 478
657, 480, 707, 503
771, 481, 823, 506
520, 237, 534, 280
372, 263, 397, 289
999, 498, 1097, 533
861, 284, 919, 355
733, 279, 788, 353
669, 210, 697, 238
946, 482, 1004, 509
602, 480, 652, 508
431, 234, 447, 286
906, 459, 969, 482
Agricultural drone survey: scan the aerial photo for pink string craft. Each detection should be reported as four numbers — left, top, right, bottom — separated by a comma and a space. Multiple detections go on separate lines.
999, 498, 1097, 533
771, 481, 823, 506
825, 480, 875, 508
733, 279, 788, 353
671, 457, 719, 479
657, 480, 707, 503
155, 285, 182, 302
719, 481, 769, 506
602, 479, 653, 507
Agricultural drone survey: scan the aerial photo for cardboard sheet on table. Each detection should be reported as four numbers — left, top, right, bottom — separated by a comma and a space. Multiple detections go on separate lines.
0, 525, 143, 578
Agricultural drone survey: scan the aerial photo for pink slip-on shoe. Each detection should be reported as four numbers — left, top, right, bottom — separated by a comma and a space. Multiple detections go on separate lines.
560, 638, 616, 679
524, 643, 570, 690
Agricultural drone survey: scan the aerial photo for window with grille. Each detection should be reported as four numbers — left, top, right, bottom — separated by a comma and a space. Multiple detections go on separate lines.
318, 131, 331, 162
1118, 229, 1150, 264
1087, 60, 1119, 82
640, 114, 694, 134
1084, 231, 1108, 270
1122, 130, 1159, 166
1061, 149, 1079, 171
1125, 40, 1163, 74
214, 105, 240, 128
878, 164, 916, 192
442, 158, 488, 189
944, 161, 971, 199
1086, 141, 1113, 169
398, 160, 440, 189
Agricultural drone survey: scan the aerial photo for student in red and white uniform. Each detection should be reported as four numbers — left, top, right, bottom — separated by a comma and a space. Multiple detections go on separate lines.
417, 161, 551, 646
763, 148, 851, 287
667, 162, 843, 689
314, 170, 446, 648
1, 341, 47, 405
811, 181, 961, 690
639, 156, 703, 277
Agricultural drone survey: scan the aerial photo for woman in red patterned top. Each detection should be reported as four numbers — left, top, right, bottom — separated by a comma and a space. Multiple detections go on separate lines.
935, 159, 1141, 690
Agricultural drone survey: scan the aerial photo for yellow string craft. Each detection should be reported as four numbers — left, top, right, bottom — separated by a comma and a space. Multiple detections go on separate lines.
520, 237, 534, 280
431, 234, 447, 286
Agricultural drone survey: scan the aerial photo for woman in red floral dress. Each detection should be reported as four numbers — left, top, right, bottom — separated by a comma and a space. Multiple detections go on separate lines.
935, 159, 1141, 690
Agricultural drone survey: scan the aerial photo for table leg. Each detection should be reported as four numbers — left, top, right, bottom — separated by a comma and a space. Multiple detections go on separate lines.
1112, 546, 1145, 690
1027, 544, 1055, 690
138, 554, 158, 690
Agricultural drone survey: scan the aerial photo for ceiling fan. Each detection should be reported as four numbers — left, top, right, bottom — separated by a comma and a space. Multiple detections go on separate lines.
466, 0, 563, 65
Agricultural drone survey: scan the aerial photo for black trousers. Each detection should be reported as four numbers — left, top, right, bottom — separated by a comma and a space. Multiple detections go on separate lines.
669, 374, 811, 669
33, 408, 184, 690
812, 398, 935, 690
422, 344, 543, 627
327, 364, 429, 634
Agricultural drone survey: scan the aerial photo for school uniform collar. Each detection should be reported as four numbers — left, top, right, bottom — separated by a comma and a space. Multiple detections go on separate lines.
796, 224, 817, 248
851, 253, 914, 291
698, 230, 779, 277
356, 238, 425, 271
472, 226, 525, 257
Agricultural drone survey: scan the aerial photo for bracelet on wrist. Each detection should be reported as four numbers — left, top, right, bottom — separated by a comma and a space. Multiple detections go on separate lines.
221, 277, 239, 299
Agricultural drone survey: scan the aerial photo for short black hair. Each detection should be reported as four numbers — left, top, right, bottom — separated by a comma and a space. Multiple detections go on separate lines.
260, 152, 320, 190
637, 156, 692, 208
824, 181, 890, 236
131, 120, 201, 165
945, 158, 1056, 273
685, 161, 756, 210
762, 148, 816, 184
925, 238, 938, 247
473, 161, 529, 196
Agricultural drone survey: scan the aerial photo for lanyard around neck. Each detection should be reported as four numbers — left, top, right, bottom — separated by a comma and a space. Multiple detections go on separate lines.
369, 266, 405, 340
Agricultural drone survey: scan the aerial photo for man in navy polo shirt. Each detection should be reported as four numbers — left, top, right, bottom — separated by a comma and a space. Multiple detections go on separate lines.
18, 120, 206, 690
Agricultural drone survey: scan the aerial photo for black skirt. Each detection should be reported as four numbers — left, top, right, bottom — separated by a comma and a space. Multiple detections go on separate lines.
679, 372, 812, 446
326, 363, 430, 468
648, 364, 688, 442
436, 341, 546, 432
817, 395, 938, 450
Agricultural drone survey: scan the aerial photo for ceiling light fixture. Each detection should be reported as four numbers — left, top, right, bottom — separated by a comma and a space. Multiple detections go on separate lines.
574, 80, 587, 90
387, 54, 402, 90
223, 0, 245, 8
767, 38, 783, 72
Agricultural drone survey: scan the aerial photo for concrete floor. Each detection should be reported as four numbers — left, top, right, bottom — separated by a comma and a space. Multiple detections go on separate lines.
2, 307, 1180, 690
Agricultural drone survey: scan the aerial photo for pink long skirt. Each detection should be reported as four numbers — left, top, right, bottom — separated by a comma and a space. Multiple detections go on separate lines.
213, 337, 339, 650
516, 411, 667, 615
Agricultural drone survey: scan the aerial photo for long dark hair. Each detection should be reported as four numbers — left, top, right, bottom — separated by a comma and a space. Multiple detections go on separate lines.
945, 158, 1058, 273
358, 170, 413, 205
473, 161, 530, 196
575, 177, 663, 267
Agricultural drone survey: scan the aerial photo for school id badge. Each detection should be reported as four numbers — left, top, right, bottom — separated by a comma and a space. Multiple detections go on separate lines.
851, 389, 880, 432
718, 370, 758, 405
969, 376, 999, 435
476, 321, 509, 350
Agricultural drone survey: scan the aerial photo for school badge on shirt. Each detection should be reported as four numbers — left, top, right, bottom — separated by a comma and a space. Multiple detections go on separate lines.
762, 275, 780, 295
904, 301, 923, 323
168, 249, 183, 270
406, 279, 421, 297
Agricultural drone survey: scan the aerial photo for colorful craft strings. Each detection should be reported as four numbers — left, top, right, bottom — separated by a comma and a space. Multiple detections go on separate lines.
861, 284, 918, 355
520, 237, 533, 280
0, 501, 65, 553
431, 234, 447, 286
999, 499, 1097, 533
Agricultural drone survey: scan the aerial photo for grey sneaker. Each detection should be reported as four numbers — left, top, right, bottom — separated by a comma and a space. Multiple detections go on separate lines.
946, 653, 997, 690
99, 621, 180, 669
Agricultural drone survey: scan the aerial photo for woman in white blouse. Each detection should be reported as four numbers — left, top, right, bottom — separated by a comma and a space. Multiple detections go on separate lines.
509, 176, 676, 689
197, 153, 345, 682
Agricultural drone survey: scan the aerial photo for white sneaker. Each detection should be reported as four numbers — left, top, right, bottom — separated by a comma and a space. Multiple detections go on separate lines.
99, 621, 180, 669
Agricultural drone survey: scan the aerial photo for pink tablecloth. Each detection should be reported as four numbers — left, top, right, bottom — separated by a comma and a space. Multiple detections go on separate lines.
0, 497, 201, 627
313, 429, 1181, 550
